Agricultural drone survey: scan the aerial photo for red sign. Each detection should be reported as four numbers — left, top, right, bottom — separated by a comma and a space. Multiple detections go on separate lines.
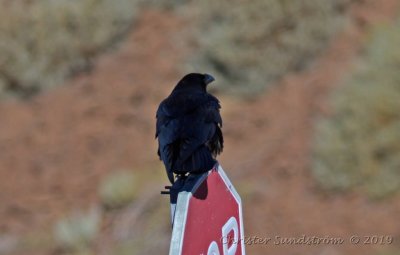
169, 165, 245, 255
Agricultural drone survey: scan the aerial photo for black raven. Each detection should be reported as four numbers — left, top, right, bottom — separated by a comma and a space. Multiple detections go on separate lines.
156, 73, 224, 184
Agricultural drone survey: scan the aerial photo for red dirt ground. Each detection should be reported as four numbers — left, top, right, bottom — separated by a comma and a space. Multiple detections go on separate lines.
0, 0, 399, 254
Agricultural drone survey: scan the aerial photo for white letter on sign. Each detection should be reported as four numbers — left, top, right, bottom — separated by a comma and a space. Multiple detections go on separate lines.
221, 217, 238, 255
207, 241, 220, 255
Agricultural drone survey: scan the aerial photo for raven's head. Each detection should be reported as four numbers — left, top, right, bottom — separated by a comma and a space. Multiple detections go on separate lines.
173, 73, 215, 92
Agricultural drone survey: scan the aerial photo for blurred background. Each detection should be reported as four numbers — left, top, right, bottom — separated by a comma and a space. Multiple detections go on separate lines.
0, 0, 399, 254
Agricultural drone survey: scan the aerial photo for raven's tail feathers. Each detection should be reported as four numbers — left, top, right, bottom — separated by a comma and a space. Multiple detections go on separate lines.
181, 145, 216, 173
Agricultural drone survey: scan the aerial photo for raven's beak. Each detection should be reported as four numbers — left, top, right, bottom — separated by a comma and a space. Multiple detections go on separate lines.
203, 74, 215, 85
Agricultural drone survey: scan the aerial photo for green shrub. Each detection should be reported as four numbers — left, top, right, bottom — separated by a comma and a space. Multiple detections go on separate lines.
54, 207, 101, 252
0, 0, 139, 98
185, 0, 350, 95
99, 171, 137, 209
312, 19, 400, 199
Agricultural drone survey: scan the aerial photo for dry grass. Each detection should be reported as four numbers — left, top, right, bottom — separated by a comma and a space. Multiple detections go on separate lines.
312, 19, 400, 199
53, 207, 102, 252
0, 0, 139, 98
99, 170, 137, 210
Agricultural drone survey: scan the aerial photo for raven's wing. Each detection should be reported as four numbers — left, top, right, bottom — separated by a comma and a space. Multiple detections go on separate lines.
208, 125, 224, 157
156, 100, 180, 183
205, 95, 223, 157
